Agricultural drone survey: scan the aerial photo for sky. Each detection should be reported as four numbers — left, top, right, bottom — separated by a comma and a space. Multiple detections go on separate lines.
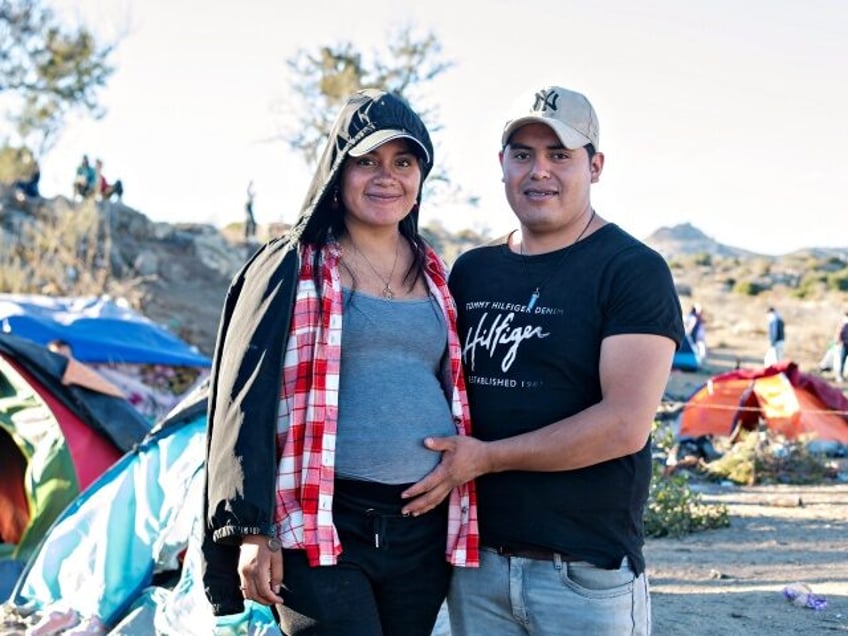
16, 0, 848, 255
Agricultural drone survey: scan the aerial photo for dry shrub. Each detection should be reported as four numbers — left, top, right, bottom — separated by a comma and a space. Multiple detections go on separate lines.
704, 430, 830, 485
0, 200, 145, 308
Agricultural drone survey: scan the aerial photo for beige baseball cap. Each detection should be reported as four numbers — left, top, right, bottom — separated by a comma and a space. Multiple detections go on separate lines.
502, 86, 599, 150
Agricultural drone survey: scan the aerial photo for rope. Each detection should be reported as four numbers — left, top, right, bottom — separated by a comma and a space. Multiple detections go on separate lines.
675, 402, 848, 418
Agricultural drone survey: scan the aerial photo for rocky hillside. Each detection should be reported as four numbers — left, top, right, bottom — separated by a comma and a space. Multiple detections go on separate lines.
644, 222, 848, 261
1, 186, 244, 356
2, 189, 847, 376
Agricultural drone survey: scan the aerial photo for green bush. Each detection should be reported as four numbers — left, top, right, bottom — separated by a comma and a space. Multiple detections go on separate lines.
825, 270, 848, 292
694, 252, 712, 267
704, 431, 830, 485
645, 462, 730, 538
0, 144, 37, 183
732, 280, 764, 296
645, 424, 730, 538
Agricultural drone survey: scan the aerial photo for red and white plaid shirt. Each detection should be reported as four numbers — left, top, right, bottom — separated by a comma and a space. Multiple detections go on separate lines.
274, 241, 479, 567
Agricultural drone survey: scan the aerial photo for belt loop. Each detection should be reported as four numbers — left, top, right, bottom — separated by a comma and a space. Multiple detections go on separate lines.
553, 552, 563, 570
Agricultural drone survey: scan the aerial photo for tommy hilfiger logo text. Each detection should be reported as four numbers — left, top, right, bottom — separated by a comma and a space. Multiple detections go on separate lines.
533, 89, 559, 112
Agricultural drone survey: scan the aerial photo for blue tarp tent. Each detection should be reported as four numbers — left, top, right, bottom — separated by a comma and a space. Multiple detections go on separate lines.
0, 294, 211, 422
0, 294, 210, 367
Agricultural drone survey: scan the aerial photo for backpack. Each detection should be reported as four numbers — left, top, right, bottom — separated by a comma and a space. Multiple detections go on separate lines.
774, 317, 785, 342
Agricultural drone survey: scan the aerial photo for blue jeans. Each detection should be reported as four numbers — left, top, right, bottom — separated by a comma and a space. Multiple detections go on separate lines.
448, 546, 651, 635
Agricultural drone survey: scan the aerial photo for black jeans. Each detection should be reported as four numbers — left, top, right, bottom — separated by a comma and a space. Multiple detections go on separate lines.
274, 479, 450, 636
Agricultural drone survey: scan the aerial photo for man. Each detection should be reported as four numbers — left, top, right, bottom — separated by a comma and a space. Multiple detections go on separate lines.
401, 85, 684, 635
244, 179, 257, 241
835, 311, 848, 382
764, 306, 785, 366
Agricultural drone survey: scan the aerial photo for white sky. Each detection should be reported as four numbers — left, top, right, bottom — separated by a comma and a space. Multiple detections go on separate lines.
25, 0, 848, 255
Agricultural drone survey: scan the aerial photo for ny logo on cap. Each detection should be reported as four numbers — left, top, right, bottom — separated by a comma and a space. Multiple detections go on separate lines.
533, 89, 559, 113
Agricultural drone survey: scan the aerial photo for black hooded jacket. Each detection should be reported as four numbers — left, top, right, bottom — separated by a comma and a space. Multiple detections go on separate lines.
202, 89, 434, 615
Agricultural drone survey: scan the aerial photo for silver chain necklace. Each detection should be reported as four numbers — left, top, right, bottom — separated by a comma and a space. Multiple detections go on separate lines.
348, 238, 401, 300
521, 209, 596, 311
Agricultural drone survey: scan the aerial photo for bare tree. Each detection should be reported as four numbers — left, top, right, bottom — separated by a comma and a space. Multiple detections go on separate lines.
0, 0, 117, 153
276, 24, 476, 206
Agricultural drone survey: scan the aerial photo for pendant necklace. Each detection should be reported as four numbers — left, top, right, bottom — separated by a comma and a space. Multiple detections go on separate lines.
349, 238, 401, 300
522, 209, 596, 311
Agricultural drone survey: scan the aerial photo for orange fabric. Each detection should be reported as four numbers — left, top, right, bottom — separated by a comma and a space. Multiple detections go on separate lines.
61, 358, 125, 398
0, 431, 30, 544
678, 378, 753, 438
679, 371, 848, 443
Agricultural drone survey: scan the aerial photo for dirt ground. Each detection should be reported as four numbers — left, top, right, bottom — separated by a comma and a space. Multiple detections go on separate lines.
646, 483, 848, 635
651, 324, 848, 634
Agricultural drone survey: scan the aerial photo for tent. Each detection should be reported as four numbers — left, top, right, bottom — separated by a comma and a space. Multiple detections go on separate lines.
3, 382, 280, 634
0, 294, 212, 421
677, 360, 848, 443
0, 334, 152, 599
672, 332, 703, 372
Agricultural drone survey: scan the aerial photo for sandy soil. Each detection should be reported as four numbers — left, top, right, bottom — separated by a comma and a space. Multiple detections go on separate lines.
646, 483, 848, 635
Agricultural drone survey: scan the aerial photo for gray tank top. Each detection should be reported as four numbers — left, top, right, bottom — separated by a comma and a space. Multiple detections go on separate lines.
335, 288, 457, 483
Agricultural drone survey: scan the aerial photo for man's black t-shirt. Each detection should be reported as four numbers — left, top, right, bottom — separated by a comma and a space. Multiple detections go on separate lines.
449, 224, 684, 574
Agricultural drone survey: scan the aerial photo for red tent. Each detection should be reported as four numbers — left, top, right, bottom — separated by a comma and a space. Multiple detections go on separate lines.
677, 361, 848, 443
1, 334, 150, 574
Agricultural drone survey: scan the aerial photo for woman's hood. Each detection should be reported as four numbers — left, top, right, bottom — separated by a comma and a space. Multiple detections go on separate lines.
289, 88, 434, 241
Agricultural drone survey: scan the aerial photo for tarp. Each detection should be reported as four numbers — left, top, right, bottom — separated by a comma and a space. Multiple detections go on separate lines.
0, 294, 211, 421
4, 383, 280, 634
672, 332, 702, 372
0, 294, 210, 367
677, 360, 848, 442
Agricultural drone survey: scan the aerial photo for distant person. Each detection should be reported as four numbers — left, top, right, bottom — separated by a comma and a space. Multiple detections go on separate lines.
835, 312, 848, 383
244, 179, 257, 241
685, 303, 707, 359
13, 162, 41, 199
94, 158, 124, 201
764, 306, 785, 366
73, 155, 97, 199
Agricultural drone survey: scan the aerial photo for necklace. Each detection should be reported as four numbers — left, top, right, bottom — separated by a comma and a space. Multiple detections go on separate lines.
522, 209, 596, 311
348, 238, 401, 299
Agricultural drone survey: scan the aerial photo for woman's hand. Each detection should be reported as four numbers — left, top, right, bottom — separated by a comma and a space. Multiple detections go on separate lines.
237, 535, 285, 606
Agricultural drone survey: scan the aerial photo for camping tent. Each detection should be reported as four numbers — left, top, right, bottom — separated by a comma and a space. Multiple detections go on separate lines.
677, 360, 848, 443
3, 382, 280, 634
0, 294, 211, 421
0, 334, 151, 599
